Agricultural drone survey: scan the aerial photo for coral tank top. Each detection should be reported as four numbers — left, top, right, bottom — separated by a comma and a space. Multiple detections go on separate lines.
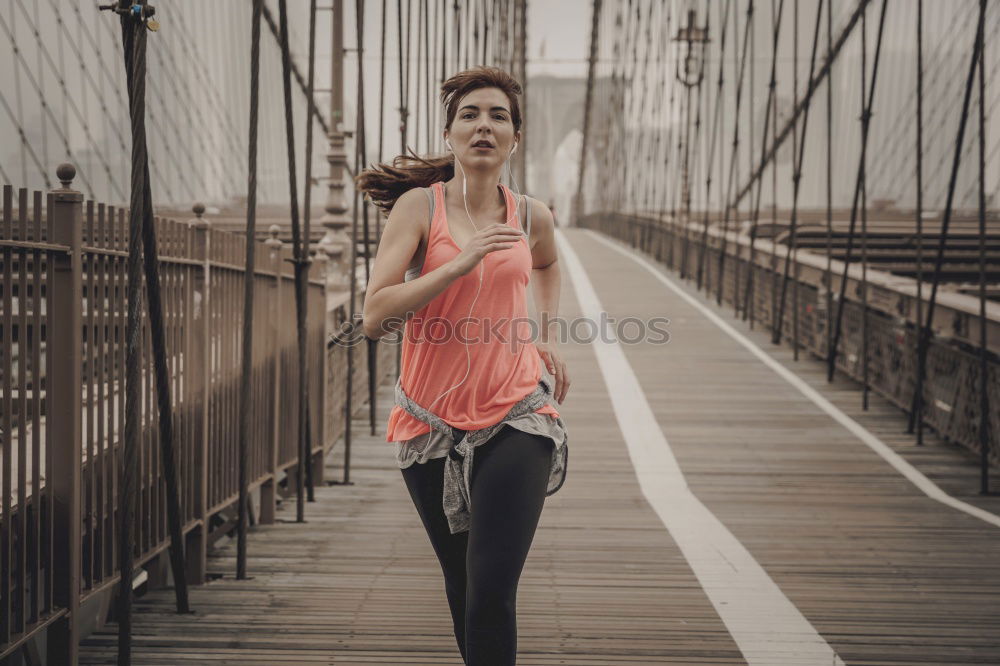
385, 180, 560, 442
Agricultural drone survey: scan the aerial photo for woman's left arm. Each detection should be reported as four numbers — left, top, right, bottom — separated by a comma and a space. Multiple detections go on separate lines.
527, 199, 571, 405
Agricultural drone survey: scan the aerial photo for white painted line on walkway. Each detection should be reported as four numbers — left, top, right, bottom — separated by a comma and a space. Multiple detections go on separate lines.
585, 229, 1000, 530
556, 230, 846, 666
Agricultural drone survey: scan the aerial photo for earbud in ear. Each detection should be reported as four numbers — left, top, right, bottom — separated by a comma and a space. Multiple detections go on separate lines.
445, 139, 453, 151
511, 142, 518, 155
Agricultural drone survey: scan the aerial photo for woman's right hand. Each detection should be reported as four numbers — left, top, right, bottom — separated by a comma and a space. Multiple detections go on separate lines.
450, 223, 525, 276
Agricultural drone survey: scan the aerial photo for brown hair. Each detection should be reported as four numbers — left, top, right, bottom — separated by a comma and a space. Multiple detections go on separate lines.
354, 66, 523, 216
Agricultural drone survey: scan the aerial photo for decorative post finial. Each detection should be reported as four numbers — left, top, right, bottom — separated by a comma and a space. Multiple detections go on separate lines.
56, 163, 77, 189
189, 202, 209, 229
265, 224, 283, 251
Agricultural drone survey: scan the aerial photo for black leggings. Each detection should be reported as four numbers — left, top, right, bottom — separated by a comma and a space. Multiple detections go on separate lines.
400, 423, 555, 665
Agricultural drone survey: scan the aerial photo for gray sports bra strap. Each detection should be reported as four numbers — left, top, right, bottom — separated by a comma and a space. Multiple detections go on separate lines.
423, 185, 435, 219
525, 196, 532, 240
519, 195, 532, 240
404, 186, 434, 283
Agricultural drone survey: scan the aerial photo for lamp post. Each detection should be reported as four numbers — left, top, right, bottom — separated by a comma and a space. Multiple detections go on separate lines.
673, 8, 709, 278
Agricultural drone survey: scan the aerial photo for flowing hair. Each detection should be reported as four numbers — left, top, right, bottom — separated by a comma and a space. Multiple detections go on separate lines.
355, 66, 523, 216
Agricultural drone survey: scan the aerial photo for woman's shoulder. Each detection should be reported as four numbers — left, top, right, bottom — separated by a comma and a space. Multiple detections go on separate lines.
394, 184, 435, 208
390, 186, 435, 234
512, 193, 551, 217
522, 195, 553, 218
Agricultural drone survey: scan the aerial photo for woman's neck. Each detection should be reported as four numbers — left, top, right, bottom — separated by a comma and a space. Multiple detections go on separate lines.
445, 172, 505, 217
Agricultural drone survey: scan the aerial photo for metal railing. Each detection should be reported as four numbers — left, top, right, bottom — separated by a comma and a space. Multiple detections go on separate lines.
580, 212, 1000, 470
0, 171, 396, 661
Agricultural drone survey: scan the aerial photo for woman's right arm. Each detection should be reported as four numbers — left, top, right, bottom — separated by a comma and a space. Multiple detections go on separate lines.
362, 188, 455, 339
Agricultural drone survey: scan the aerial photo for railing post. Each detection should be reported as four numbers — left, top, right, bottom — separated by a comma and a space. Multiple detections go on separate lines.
186, 204, 209, 584
46, 163, 82, 665
260, 226, 283, 524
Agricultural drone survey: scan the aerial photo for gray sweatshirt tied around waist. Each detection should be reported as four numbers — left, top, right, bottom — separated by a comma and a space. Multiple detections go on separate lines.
394, 375, 569, 534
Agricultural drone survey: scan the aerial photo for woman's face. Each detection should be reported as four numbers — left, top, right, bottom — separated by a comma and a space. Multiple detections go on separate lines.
445, 86, 519, 168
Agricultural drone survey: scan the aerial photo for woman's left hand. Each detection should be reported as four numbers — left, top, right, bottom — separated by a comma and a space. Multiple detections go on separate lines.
536, 341, 570, 405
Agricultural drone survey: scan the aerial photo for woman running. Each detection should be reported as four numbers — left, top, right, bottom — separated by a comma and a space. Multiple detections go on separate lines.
356, 66, 571, 665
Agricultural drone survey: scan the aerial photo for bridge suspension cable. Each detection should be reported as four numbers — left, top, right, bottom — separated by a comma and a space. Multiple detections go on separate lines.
577, 0, 998, 489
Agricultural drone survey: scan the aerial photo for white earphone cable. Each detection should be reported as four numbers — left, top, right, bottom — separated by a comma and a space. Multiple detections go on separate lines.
425, 138, 522, 414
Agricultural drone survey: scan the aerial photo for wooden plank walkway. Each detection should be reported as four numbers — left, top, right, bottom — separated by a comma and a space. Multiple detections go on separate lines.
78, 228, 1000, 665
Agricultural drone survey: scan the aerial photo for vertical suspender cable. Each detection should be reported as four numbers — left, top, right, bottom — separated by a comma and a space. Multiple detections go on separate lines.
768, 0, 780, 322
453, 0, 460, 73
718, 0, 752, 307
481, 0, 489, 64
645, 0, 663, 253
415, 0, 423, 153
516, 0, 526, 187
397, 0, 411, 376
441, 0, 447, 111
792, 0, 800, 361
825, 0, 833, 369
346, 0, 367, 469
474, 0, 481, 65
395, 0, 408, 377
733, 0, 754, 317
977, 0, 990, 493
908, 1, 984, 424
398, 0, 408, 155
684, 3, 708, 281
669, 2, 681, 248
620, 4, 631, 218
491, 0, 498, 66
617, 2, 636, 220
379, 0, 388, 163
370, 0, 387, 436
774, 0, 824, 348
743, 1, 754, 317
358, 3, 372, 292
606, 8, 619, 217
275, 0, 310, 524
116, 0, 143, 655
574, 0, 602, 227
355, 0, 377, 437
404, 0, 412, 153
636, 0, 651, 252
717, 0, 730, 271
627, 0, 641, 216
697, 0, 732, 292
237, 0, 264, 577
508, 0, 514, 71
678, 3, 701, 281
729, 1, 872, 212
741, 0, 784, 325
463, 0, 470, 68
860, 8, 870, 410
11, 5, 27, 185
826, 0, 889, 382
431, 0, 439, 138
130, 9, 190, 620
910, 0, 925, 440
108, 0, 194, 660
423, 0, 430, 147
643, 0, 666, 255
303, 0, 320, 491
